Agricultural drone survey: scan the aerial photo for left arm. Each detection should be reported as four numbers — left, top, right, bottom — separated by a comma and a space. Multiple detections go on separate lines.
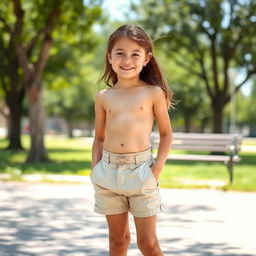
151, 87, 172, 180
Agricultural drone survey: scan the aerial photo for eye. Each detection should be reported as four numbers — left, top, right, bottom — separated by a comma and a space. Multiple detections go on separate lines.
132, 53, 140, 57
116, 52, 123, 55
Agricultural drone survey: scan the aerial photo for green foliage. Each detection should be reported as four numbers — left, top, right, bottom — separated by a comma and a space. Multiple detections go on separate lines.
230, 91, 249, 123
44, 65, 97, 123
0, 0, 104, 89
224, 79, 256, 133
130, 0, 256, 132
0, 0, 105, 134
247, 81, 256, 125
44, 36, 102, 122
154, 42, 211, 131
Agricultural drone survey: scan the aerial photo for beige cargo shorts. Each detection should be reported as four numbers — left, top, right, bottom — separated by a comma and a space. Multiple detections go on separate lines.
90, 148, 164, 217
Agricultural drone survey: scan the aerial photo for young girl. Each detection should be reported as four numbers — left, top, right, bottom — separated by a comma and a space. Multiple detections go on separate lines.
90, 24, 172, 256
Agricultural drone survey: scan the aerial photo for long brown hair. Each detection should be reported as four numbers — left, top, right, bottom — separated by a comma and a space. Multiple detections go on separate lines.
99, 24, 173, 108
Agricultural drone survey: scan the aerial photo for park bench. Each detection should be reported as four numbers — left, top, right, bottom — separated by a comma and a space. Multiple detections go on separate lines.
151, 132, 243, 183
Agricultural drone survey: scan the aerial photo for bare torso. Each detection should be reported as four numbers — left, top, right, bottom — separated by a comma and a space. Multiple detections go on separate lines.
102, 86, 155, 153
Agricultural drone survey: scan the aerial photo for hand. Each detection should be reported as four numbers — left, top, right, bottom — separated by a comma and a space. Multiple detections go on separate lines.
91, 162, 97, 170
150, 165, 161, 182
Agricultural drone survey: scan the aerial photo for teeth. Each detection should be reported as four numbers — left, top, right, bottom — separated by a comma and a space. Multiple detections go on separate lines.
121, 67, 133, 70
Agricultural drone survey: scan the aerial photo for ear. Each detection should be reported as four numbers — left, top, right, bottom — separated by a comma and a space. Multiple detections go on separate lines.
107, 53, 112, 64
144, 52, 152, 66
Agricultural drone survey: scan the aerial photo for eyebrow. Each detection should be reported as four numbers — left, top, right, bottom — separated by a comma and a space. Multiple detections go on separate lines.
114, 48, 142, 52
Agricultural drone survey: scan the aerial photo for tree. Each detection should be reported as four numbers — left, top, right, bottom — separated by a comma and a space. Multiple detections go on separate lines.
131, 0, 256, 133
246, 81, 256, 135
0, 1, 24, 149
232, 80, 256, 136
157, 50, 211, 132
0, 0, 102, 161
44, 50, 100, 137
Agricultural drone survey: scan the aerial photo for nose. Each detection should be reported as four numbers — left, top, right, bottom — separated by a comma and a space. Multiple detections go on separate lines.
122, 55, 131, 65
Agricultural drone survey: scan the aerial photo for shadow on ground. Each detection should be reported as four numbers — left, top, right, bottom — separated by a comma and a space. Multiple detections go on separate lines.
0, 183, 255, 256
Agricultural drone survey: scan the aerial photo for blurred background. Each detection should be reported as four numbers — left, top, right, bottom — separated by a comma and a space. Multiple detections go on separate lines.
0, 0, 255, 190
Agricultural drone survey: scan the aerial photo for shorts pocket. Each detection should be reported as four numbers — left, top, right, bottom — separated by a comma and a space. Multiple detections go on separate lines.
148, 164, 158, 187
91, 159, 102, 171
90, 159, 102, 181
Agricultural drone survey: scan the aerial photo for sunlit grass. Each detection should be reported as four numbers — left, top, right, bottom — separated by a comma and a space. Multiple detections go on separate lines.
0, 135, 256, 191
0, 135, 92, 176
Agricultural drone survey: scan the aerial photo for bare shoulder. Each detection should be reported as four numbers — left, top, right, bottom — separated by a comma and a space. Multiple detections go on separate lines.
147, 85, 166, 100
95, 88, 107, 97
95, 88, 109, 102
95, 89, 110, 112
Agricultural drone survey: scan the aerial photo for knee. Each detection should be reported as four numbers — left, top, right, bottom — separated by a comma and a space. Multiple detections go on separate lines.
137, 236, 159, 255
109, 232, 131, 250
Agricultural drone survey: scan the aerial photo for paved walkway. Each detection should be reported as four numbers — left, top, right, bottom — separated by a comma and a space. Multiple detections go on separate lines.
0, 181, 255, 256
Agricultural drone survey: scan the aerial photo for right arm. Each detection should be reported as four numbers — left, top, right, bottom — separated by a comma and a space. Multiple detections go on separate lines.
91, 90, 106, 169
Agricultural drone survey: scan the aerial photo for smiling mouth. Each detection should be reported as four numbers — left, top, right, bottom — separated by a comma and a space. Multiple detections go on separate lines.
120, 66, 134, 71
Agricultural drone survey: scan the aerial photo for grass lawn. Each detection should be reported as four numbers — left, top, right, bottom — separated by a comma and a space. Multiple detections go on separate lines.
0, 135, 256, 191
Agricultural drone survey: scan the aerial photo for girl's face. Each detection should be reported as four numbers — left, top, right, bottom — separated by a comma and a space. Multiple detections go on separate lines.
108, 37, 152, 82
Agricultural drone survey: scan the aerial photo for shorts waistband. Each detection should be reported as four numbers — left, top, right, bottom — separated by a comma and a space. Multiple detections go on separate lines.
102, 148, 152, 164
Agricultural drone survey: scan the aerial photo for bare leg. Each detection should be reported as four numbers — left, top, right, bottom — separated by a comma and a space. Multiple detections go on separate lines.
106, 212, 131, 256
134, 215, 163, 256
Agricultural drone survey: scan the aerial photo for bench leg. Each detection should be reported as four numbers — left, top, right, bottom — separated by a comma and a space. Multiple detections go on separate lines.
226, 161, 233, 184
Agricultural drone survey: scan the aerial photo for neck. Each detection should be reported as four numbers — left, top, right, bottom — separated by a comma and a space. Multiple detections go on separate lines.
114, 77, 145, 88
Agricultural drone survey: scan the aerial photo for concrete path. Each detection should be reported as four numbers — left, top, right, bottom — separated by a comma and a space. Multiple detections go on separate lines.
0, 181, 255, 256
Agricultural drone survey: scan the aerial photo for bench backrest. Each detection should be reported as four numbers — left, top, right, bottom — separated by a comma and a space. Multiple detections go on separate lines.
151, 132, 243, 154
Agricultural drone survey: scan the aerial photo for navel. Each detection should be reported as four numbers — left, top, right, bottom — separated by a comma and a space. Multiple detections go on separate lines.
108, 109, 111, 113
121, 143, 124, 147
140, 106, 144, 110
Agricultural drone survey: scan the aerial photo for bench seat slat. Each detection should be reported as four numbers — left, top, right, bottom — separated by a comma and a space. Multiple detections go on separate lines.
152, 153, 240, 163
167, 145, 231, 152
152, 143, 232, 152
152, 140, 233, 146
173, 140, 233, 145
152, 133, 243, 142
151, 133, 242, 183
169, 133, 243, 140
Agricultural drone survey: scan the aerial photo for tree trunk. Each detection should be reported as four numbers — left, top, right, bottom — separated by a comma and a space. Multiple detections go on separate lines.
4, 41, 25, 150
67, 118, 74, 138
11, 0, 61, 162
199, 116, 209, 133
26, 84, 49, 162
212, 101, 224, 133
7, 98, 23, 150
184, 114, 191, 133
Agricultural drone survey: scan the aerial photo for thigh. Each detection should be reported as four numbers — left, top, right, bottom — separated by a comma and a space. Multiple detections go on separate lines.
134, 215, 157, 239
134, 216, 162, 255
106, 212, 130, 237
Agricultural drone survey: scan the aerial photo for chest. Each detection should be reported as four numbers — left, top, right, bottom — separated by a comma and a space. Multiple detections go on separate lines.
105, 90, 152, 116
